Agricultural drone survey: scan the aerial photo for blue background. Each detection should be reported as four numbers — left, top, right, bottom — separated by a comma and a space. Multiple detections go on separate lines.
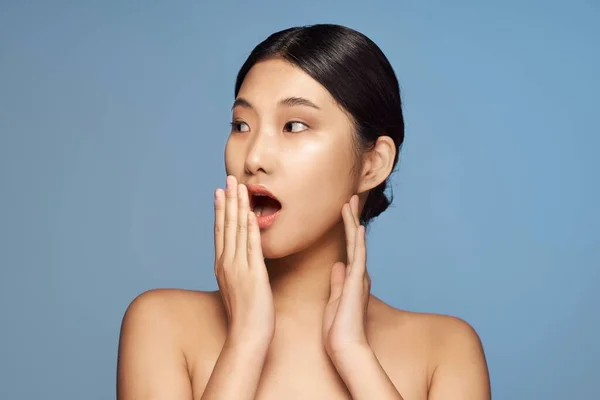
1, 1, 598, 398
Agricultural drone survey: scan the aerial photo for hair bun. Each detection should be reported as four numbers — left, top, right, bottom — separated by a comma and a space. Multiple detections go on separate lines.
360, 182, 391, 225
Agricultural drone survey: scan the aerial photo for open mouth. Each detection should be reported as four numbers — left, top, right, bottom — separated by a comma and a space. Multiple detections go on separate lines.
245, 184, 282, 229
250, 193, 282, 217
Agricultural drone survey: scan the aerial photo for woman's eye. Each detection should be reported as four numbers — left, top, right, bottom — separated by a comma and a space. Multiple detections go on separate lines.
284, 121, 308, 133
230, 121, 250, 132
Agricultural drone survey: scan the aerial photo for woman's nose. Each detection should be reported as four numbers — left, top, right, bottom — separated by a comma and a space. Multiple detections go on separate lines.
244, 130, 276, 176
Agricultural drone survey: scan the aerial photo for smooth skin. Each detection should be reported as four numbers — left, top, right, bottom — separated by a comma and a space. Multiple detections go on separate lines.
117, 58, 491, 399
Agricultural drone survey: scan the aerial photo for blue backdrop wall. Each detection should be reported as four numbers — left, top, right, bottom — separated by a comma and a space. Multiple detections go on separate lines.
1, 1, 598, 398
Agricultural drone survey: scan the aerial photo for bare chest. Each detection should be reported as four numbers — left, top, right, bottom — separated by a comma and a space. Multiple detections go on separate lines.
253, 347, 353, 400
191, 344, 429, 400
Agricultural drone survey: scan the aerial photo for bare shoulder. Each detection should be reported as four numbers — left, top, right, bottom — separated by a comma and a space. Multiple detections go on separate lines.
370, 298, 491, 399
120, 288, 224, 338
117, 289, 226, 399
119, 288, 227, 356
422, 311, 490, 399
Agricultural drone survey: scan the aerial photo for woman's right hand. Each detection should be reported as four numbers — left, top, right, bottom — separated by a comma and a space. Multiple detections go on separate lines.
214, 175, 275, 348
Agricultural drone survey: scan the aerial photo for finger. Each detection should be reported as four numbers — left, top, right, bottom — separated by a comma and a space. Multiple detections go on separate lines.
222, 175, 238, 261
235, 184, 249, 261
364, 272, 371, 294
349, 225, 367, 280
363, 281, 371, 313
350, 194, 360, 226
328, 262, 346, 303
247, 210, 265, 267
214, 188, 225, 260
342, 203, 357, 265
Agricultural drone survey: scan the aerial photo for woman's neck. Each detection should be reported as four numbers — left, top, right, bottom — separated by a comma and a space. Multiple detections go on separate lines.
265, 222, 347, 318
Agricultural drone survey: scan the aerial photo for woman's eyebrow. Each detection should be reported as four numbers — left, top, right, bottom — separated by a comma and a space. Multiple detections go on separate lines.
231, 96, 321, 111
232, 97, 253, 110
279, 96, 320, 110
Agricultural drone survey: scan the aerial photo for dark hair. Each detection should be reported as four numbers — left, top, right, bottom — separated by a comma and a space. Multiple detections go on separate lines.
234, 24, 405, 226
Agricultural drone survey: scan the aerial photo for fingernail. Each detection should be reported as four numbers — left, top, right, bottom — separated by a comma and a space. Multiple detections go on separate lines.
215, 188, 222, 200
226, 175, 234, 189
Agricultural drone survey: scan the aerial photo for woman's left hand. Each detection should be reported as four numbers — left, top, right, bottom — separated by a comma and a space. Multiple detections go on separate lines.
322, 194, 372, 361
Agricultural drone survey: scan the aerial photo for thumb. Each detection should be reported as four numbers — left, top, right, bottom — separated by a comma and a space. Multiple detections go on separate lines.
328, 262, 346, 303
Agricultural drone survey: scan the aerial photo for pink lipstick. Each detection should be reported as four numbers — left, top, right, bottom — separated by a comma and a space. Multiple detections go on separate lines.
246, 184, 282, 229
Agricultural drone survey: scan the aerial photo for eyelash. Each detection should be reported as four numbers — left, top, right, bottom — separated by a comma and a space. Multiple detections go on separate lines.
284, 121, 309, 133
229, 120, 310, 133
230, 121, 249, 132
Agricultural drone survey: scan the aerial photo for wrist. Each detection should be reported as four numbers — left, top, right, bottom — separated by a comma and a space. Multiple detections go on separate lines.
226, 330, 273, 354
329, 341, 373, 368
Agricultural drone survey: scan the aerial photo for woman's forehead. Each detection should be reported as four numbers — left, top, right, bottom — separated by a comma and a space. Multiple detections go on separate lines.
236, 59, 335, 110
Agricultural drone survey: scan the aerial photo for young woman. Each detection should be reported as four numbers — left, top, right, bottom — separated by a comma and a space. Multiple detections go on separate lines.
117, 24, 491, 399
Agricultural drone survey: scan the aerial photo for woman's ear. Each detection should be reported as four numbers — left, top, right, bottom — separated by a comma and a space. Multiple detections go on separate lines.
357, 136, 396, 193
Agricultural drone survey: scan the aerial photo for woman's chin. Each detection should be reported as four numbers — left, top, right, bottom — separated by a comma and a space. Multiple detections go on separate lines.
259, 228, 298, 260
260, 241, 289, 260
259, 215, 335, 260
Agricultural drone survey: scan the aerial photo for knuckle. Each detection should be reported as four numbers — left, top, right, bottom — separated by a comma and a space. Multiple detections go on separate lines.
215, 269, 224, 283
221, 261, 234, 274
224, 220, 236, 229
218, 254, 231, 267
214, 261, 223, 275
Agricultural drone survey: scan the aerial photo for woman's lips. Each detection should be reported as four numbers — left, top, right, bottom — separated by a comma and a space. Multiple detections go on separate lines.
255, 208, 281, 229
246, 184, 279, 202
245, 184, 281, 229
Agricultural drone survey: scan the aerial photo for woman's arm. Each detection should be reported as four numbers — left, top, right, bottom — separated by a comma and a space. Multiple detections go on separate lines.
331, 344, 404, 400
200, 337, 270, 400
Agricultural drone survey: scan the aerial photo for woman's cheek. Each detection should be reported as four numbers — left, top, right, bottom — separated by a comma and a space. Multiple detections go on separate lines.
259, 203, 327, 259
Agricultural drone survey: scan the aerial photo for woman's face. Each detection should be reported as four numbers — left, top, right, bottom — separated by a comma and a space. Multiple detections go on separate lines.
224, 58, 359, 259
